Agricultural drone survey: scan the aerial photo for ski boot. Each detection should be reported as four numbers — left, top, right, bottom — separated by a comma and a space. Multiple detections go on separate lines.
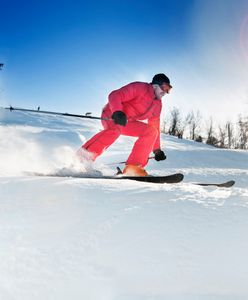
122, 164, 148, 176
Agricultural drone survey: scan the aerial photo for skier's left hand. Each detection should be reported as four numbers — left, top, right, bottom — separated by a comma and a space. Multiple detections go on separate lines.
111, 111, 127, 126
153, 149, 166, 161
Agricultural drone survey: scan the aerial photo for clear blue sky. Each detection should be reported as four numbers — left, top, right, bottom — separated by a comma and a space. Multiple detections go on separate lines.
1, 0, 248, 122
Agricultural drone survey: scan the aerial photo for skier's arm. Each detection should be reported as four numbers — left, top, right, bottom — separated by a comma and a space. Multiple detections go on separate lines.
108, 82, 139, 113
149, 116, 166, 161
148, 100, 162, 151
148, 118, 166, 161
148, 117, 161, 151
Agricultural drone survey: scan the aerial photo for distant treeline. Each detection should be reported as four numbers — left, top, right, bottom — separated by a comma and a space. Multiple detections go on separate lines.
161, 107, 248, 150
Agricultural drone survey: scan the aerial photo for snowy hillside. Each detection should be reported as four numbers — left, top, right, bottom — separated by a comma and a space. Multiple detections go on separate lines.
0, 108, 248, 300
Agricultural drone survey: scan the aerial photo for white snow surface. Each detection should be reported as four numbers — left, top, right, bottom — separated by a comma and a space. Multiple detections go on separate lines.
0, 109, 248, 300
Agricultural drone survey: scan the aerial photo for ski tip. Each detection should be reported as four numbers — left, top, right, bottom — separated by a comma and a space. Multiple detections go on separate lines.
195, 180, 235, 188
219, 180, 235, 187
176, 173, 184, 180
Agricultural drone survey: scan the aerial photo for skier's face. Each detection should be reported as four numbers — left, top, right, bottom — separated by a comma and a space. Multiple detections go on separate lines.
153, 84, 171, 99
153, 84, 165, 99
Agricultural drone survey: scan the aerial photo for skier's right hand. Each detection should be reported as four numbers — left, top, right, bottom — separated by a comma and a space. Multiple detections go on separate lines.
111, 111, 127, 126
153, 149, 167, 161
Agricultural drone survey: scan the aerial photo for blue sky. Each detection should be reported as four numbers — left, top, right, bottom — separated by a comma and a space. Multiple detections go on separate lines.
1, 0, 248, 123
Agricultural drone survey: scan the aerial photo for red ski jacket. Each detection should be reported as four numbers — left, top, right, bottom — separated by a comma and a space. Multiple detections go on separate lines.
102, 82, 162, 150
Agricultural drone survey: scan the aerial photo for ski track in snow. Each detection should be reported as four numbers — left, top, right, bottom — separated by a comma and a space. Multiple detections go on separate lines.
0, 109, 248, 300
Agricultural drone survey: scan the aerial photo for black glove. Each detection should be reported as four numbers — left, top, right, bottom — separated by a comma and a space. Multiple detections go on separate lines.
153, 149, 166, 161
111, 111, 127, 126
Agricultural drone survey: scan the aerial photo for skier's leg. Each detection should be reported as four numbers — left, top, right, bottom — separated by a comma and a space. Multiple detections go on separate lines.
80, 128, 120, 160
121, 121, 158, 167
78, 110, 121, 161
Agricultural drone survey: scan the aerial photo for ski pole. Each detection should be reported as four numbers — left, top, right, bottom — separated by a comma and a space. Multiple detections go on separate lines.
4, 106, 109, 121
107, 156, 155, 165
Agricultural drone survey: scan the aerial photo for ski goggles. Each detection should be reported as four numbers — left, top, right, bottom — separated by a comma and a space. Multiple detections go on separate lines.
159, 82, 172, 93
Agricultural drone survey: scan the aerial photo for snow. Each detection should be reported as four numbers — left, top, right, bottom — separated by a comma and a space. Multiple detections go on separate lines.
0, 108, 248, 300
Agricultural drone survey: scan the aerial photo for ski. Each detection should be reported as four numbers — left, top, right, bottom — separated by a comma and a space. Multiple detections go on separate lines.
28, 172, 235, 187
193, 180, 235, 188
29, 172, 184, 184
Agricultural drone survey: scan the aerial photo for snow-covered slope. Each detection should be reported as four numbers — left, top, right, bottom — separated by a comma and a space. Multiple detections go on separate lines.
0, 109, 248, 300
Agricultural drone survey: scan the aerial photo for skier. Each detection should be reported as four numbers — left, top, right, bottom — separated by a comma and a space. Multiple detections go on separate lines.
77, 73, 172, 176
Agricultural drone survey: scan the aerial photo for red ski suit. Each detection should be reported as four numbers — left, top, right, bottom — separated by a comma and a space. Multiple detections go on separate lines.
82, 82, 162, 167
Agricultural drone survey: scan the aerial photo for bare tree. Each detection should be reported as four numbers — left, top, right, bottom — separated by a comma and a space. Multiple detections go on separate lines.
212, 120, 236, 149
160, 118, 167, 134
186, 110, 202, 141
226, 121, 235, 149
218, 125, 226, 148
237, 115, 248, 149
168, 107, 181, 136
206, 117, 218, 146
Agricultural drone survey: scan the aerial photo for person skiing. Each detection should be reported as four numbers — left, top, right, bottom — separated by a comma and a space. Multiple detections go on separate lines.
77, 73, 172, 176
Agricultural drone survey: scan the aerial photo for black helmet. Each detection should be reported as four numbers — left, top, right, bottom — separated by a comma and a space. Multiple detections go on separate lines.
152, 73, 172, 88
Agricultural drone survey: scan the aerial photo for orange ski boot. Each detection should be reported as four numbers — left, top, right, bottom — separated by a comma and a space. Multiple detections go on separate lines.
122, 165, 148, 177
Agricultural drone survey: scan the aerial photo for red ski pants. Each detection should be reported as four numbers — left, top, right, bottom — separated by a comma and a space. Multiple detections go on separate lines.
81, 116, 158, 167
